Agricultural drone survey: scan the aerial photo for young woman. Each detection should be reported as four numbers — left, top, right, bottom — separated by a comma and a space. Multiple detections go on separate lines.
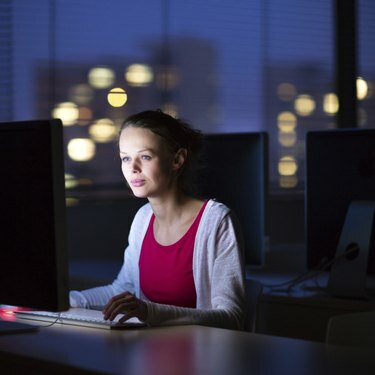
70, 110, 246, 330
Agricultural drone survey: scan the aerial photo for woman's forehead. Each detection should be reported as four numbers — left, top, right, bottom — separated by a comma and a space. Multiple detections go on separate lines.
119, 126, 165, 152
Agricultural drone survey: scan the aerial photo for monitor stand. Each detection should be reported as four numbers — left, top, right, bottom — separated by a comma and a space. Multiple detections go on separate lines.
328, 200, 375, 299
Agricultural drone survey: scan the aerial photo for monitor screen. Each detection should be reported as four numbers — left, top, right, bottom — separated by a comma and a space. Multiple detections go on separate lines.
0, 119, 69, 311
196, 132, 269, 266
306, 128, 375, 274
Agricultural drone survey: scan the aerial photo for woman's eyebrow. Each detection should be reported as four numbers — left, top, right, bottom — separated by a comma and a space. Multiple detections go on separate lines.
119, 148, 155, 154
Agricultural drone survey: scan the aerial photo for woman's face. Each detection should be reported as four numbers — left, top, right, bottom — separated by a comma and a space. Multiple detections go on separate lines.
119, 126, 177, 199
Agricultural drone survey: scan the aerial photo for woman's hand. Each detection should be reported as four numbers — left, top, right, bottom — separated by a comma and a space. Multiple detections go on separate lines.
103, 291, 148, 323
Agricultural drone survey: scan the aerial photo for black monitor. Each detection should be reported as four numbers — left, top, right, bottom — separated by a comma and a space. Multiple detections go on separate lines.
197, 132, 269, 266
306, 129, 375, 297
0, 119, 69, 318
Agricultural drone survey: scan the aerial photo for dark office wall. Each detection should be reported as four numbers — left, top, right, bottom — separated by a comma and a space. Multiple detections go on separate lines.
67, 194, 305, 261
66, 198, 145, 261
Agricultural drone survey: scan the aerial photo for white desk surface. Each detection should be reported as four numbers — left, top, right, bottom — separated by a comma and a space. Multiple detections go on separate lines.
0, 319, 374, 374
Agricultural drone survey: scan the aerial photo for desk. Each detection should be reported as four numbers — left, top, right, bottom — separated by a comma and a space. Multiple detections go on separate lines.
247, 245, 375, 342
257, 287, 375, 342
0, 321, 374, 374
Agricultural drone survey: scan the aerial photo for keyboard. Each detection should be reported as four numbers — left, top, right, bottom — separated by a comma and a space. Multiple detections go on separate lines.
14, 307, 146, 330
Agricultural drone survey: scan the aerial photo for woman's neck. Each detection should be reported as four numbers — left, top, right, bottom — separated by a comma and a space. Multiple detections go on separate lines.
148, 193, 205, 246
148, 193, 191, 224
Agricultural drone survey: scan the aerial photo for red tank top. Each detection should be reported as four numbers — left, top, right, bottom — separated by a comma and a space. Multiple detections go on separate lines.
139, 201, 208, 308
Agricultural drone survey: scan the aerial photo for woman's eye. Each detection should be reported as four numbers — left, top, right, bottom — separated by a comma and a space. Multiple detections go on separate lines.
121, 156, 130, 163
141, 155, 152, 161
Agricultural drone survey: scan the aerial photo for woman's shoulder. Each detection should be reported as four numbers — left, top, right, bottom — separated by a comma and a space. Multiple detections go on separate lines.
203, 199, 232, 220
131, 202, 153, 225
205, 198, 230, 213
134, 201, 153, 217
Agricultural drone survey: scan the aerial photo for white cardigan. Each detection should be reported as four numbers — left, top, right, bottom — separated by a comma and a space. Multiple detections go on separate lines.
70, 199, 246, 330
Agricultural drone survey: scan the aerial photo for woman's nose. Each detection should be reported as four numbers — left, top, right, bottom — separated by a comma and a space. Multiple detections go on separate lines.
130, 160, 140, 173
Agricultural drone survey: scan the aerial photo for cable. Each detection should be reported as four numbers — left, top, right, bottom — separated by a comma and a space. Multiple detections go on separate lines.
260, 245, 360, 292
36, 313, 62, 328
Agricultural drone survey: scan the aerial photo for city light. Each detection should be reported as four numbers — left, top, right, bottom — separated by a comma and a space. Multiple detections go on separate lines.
279, 176, 298, 189
125, 64, 154, 87
323, 93, 339, 115
277, 82, 297, 102
67, 138, 96, 161
278, 155, 298, 176
278, 132, 297, 147
107, 87, 128, 107
52, 102, 79, 126
88, 67, 115, 89
357, 77, 368, 100
77, 106, 93, 125
89, 118, 118, 143
69, 83, 94, 104
277, 111, 297, 133
65, 173, 79, 189
294, 94, 315, 116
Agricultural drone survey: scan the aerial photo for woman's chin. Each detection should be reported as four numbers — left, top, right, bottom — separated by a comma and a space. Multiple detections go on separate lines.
131, 189, 148, 198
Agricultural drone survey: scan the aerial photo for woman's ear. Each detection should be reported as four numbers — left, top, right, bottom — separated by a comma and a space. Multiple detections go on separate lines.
172, 148, 187, 171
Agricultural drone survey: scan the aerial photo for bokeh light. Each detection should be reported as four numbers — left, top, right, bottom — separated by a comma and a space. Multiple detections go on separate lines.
89, 118, 118, 143
67, 138, 96, 161
277, 111, 297, 133
52, 102, 79, 126
69, 84, 94, 104
125, 64, 154, 87
88, 67, 115, 89
323, 93, 339, 115
277, 83, 297, 101
107, 87, 128, 107
278, 155, 298, 176
357, 77, 368, 100
294, 94, 315, 116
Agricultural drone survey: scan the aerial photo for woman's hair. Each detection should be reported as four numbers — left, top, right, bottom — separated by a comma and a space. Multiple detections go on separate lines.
120, 109, 203, 194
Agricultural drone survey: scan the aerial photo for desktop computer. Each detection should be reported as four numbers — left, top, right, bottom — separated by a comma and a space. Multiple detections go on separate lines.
0, 119, 69, 332
305, 128, 375, 299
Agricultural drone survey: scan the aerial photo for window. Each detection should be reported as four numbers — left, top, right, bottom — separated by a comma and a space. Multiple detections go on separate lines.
2, 1, 373, 199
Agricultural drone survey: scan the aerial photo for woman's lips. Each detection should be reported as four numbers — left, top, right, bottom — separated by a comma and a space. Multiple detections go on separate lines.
131, 179, 145, 187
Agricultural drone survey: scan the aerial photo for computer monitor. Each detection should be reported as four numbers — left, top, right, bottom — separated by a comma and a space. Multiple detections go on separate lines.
306, 129, 375, 297
196, 132, 269, 266
0, 119, 69, 314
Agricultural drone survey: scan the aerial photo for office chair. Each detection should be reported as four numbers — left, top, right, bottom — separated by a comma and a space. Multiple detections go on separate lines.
244, 278, 263, 332
325, 310, 375, 347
